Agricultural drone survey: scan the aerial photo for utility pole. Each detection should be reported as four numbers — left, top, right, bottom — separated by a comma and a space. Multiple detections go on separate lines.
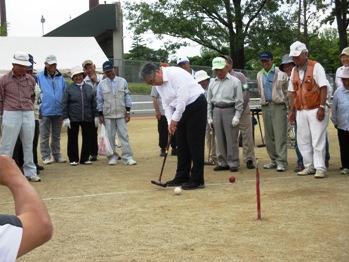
41, 15, 45, 35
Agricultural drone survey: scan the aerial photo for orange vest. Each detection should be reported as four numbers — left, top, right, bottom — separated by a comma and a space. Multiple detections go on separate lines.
292, 60, 321, 110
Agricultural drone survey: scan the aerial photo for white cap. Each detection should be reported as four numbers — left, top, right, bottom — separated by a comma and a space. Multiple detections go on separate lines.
338, 67, 349, 79
194, 70, 210, 83
177, 56, 189, 65
12, 51, 31, 66
289, 41, 307, 57
45, 55, 57, 65
70, 66, 84, 78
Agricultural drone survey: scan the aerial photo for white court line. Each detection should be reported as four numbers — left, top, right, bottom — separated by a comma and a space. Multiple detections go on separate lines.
0, 175, 296, 205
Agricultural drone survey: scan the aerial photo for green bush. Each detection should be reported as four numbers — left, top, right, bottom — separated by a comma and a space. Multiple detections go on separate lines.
128, 82, 152, 94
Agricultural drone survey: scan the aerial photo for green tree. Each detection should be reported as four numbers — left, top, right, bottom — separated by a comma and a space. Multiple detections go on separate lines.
124, 37, 169, 62
125, 0, 280, 69
326, 0, 348, 50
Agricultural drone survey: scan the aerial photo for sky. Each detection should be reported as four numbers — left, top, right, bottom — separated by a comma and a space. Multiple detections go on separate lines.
5, 0, 201, 58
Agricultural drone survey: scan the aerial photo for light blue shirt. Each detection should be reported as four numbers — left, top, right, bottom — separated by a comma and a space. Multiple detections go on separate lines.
262, 65, 275, 102
332, 87, 349, 131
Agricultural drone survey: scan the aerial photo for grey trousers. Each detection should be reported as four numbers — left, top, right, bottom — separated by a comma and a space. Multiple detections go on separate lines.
261, 103, 288, 166
105, 118, 134, 163
213, 107, 239, 168
40, 116, 63, 161
0, 111, 36, 177
239, 105, 255, 163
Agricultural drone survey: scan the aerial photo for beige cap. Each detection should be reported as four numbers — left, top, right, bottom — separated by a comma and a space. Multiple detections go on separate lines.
340, 47, 349, 57
71, 66, 84, 78
45, 55, 57, 65
82, 59, 93, 68
12, 51, 31, 66
289, 41, 307, 57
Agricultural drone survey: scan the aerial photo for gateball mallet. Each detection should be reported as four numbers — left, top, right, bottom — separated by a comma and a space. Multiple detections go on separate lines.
151, 135, 172, 187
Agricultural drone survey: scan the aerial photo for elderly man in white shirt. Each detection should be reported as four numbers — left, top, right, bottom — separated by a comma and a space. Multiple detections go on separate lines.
288, 41, 329, 178
141, 63, 206, 190
207, 57, 244, 172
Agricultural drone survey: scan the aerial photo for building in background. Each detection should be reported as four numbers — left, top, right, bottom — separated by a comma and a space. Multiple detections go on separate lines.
45, 2, 124, 73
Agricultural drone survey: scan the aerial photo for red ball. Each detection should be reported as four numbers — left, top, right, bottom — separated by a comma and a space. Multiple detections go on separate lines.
229, 176, 236, 183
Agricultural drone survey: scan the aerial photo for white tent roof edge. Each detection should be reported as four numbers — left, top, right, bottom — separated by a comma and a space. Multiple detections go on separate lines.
0, 36, 108, 73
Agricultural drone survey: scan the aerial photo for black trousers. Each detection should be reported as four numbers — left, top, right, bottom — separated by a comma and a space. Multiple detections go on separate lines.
158, 115, 176, 150
175, 94, 207, 184
338, 129, 349, 169
67, 121, 94, 163
13, 119, 40, 168
90, 126, 98, 157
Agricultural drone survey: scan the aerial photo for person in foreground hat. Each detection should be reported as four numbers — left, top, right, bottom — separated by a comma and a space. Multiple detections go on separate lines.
288, 41, 329, 178
96, 61, 137, 166
141, 63, 207, 190
83, 59, 104, 161
335, 47, 349, 88
62, 66, 98, 166
331, 67, 349, 175
37, 55, 67, 165
12, 54, 44, 175
0, 156, 53, 260
257, 51, 289, 172
0, 52, 41, 182
207, 57, 243, 172
195, 70, 217, 165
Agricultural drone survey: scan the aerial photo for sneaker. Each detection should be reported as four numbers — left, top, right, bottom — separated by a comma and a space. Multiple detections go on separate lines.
277, 164, 286, 172
213, 165, 230, 171
181, 182, 205, 190
89, 155, 98, 161
314, 169, 326, 179
81, 160, 92, 165
70, 162, 79, 166
108, 157, 117, 165
263, 162, 277, 169
55, 157, 66, 163
246, 160, 255, 169
340, 168, 349, 175
159, 149, 166, 157
43, 158, 54, 165
26, 175, 41, 182
204, 159, 216, 166
166, 178, 188, 187
297, 167, 316, 176
230, 166, 239, 172
125, 159, 137, 165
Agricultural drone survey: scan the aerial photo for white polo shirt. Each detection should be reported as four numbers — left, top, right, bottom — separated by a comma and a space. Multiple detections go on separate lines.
155, 67, 204, 124
0, 215, 23, 262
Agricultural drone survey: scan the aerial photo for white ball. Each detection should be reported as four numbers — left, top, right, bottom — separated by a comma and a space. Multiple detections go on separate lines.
174, 187, 182, 195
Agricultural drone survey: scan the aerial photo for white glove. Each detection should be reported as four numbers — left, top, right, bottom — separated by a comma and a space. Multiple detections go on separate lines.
231, 116, 240, 127
207, 119, 213, 127
94, 117, 99, 128
63, 118, 71, 129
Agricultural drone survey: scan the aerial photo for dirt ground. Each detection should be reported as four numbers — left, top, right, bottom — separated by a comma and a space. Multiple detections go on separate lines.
1, 117, 348, 262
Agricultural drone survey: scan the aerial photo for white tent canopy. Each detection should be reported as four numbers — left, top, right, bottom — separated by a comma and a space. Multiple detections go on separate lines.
0, 37, 108, 73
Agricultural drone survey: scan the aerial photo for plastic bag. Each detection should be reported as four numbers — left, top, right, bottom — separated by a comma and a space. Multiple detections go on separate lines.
98, 124, 114, 156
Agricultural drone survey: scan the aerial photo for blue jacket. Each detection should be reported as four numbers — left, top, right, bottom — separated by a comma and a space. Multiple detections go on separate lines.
37, 69, 66, 116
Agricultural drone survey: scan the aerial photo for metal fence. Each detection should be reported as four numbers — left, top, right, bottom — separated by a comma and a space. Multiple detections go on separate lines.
114, 59, 336, 98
